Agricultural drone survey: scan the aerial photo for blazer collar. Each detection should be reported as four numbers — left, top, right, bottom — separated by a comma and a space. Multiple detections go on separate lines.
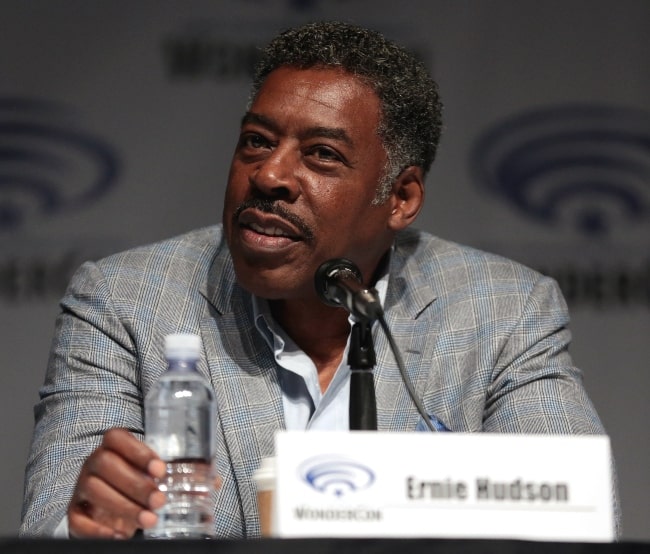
200, 232, 239, 316
386, 228, 438, 319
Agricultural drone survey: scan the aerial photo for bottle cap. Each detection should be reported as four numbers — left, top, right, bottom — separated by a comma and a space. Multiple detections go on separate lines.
164, 333, 201, 360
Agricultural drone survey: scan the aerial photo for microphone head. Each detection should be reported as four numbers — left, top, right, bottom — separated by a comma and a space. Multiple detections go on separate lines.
314, 258, 362, 307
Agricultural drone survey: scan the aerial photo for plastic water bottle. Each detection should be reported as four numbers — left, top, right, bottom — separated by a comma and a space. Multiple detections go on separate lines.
144, 333, 216, 539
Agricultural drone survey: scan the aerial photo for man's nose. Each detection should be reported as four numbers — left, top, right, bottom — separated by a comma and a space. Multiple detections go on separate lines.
250, 145, 300, 200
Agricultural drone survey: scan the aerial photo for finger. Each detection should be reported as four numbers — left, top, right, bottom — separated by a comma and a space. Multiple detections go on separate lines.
70, 473, 155, 538
147, 457, 167, 480
69, 507, 141, 540
68, 503, 121, 540
85, 447, 163, 510
102, 428, 160, 475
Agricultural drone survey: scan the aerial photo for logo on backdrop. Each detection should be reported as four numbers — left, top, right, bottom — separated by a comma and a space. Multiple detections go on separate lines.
161, 12, 431, 85
471, 104, 650, 309
0, 98, 121, 303
471, 104, 650, 237
0, 97, 120, 231
299, 455, 375, 497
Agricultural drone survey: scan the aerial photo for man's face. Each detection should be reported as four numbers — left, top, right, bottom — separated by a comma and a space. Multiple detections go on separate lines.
223, 66, 396, 301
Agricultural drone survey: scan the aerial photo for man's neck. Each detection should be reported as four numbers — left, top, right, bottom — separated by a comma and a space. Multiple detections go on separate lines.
269, 297, 351, 392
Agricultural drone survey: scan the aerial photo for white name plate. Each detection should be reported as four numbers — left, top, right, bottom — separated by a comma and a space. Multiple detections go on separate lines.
274, 431, 614, 542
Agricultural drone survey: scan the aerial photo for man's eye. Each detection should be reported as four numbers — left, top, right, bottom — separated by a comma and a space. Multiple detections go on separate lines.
240, 134, 268, 149
310, 146, 342, 162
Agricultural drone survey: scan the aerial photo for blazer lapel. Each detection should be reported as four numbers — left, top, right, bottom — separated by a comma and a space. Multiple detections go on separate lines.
375, 231, 443, 431
199, 243, 285, 536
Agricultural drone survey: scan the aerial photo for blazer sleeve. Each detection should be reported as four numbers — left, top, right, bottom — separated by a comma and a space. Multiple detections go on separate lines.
482, 275, 622, 535
19, 261, 143, 536
483, 275, 601, 434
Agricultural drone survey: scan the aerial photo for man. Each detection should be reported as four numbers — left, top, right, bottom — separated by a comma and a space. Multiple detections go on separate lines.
20, 21, 614, 539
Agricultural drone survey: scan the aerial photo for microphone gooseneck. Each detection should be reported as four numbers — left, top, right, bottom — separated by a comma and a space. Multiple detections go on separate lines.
348, 320, 378, 431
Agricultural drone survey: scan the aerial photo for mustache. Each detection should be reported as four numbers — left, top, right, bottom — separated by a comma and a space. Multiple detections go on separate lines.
233, 198, 314, 242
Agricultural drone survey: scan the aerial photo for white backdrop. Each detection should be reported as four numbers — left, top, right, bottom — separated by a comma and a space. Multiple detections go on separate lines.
1, 0, 648, 540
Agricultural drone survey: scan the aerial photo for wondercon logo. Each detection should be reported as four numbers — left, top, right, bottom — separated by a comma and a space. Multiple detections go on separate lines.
299, 455, 375, 497
471, 104, 650, 236
0, 97, 119, 231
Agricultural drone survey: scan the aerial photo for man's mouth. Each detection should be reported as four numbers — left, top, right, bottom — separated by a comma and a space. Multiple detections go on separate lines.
238, 211, 302, 240
246, 220, 297, 239
233, 198, 314, 243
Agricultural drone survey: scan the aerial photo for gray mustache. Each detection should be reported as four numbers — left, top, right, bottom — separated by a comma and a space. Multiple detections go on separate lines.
233, 198, 314, 242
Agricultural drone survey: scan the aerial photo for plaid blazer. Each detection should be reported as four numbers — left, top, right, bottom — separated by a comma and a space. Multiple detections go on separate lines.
20, 225, 610, 537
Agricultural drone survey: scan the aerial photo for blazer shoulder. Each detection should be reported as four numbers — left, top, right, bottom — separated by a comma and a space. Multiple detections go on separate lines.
395, 228, 548, 297
88, 225, 223, 281
65, 225, 227, 314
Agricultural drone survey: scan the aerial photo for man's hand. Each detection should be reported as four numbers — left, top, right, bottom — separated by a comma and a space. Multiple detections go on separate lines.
67, 428, 167, 539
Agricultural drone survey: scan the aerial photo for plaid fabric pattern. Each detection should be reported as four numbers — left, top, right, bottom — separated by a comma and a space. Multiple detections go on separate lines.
19, 224, 617, 537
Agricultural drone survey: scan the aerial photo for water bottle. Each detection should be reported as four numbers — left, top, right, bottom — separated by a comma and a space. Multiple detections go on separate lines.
144, 333, 216, 539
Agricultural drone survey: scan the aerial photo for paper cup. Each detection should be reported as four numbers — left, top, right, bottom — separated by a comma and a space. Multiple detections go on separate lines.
253, 457, 276, 537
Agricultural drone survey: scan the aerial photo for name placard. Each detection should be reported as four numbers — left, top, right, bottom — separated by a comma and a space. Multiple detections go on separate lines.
273, 431, 614, 542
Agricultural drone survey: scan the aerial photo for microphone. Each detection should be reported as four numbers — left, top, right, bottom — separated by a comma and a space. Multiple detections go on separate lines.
315, 258, 379, 431
314, 258, 384, 321
315, 259, 438, 433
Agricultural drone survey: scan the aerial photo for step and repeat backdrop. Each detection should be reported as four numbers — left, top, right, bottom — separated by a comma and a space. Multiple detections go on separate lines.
1, 0, 648, 540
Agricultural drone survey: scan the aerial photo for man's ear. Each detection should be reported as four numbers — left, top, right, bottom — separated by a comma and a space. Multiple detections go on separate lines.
387, 166, 425, 231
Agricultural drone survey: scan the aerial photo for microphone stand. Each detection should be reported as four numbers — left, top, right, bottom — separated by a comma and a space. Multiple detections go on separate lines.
348, 319, 377, 430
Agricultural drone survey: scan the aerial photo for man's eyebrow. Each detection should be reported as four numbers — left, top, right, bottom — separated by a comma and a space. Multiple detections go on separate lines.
303, 126, 353, 146
241, 112, 353, 146
241, 112, 276, 131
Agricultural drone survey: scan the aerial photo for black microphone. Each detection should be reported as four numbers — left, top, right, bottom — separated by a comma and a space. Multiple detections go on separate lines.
315, 258, 379, 431
314, 258, 384, 321
315, 259, 437, 433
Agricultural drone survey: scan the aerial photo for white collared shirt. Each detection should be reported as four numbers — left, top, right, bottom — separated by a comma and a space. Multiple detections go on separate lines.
252, 272, 389, 431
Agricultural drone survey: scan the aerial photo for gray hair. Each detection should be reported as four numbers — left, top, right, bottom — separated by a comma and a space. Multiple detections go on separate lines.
250, 21, 443, 203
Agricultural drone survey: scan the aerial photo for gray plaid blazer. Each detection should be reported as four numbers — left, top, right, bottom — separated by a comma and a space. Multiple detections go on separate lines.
20, 225, 610, 537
